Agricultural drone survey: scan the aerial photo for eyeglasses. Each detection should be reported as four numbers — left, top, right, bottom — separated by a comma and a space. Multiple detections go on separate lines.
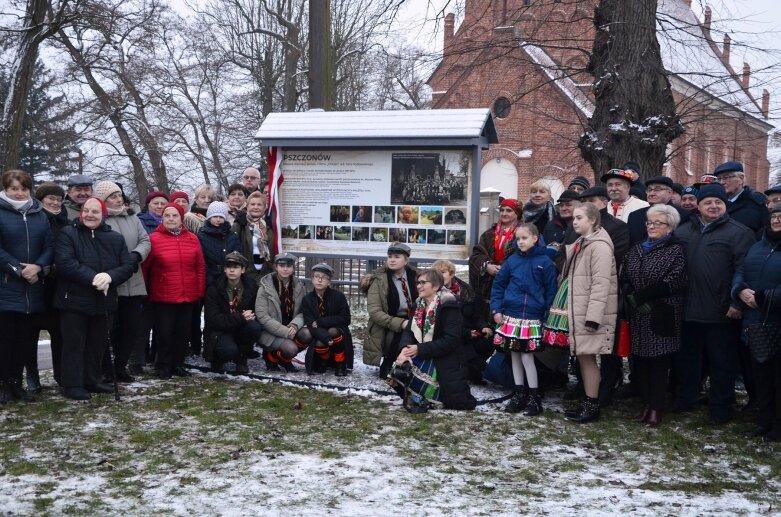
717, 173, 742, 182
312, 275, 330, 281
645, 221, 670, 228
770, 214, 781, 222
647, 186, 672, 193
416, 280, 430, 286
242, 175, 260, 181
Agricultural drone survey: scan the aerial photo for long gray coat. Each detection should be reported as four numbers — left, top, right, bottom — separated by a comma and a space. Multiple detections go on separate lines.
106, 209, 151, 297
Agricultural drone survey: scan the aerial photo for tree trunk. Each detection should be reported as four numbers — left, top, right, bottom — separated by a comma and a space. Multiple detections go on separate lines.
578, 0, 684, 181
57, 30, 150, 199
0, 0, 50, 171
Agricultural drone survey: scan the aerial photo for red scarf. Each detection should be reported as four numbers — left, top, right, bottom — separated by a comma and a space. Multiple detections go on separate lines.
494, 224, 516, 264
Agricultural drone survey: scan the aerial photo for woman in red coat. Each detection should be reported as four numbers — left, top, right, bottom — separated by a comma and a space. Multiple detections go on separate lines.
142, 203, 206, 378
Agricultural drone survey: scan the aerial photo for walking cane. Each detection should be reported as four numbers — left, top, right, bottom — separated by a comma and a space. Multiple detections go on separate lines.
103, 292, 120, 402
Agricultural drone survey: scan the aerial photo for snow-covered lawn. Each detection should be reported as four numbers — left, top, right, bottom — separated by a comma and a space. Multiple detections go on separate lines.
1, 341, 779, 516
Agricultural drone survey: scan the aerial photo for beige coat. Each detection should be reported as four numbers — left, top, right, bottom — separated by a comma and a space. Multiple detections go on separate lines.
255, 273, 306, 347
564, 227, 618, 355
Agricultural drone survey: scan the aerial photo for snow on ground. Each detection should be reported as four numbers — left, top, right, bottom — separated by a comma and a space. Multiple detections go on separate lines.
2, 340, 780, 515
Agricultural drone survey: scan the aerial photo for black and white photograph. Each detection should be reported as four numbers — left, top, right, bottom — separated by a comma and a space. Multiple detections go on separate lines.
444, 207, 467, 225
390, 152, 469, 206
329, 205, 351, 223
427, 229, 446, 245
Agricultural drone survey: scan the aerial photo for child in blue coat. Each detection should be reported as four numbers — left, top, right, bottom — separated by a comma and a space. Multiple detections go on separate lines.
491, 223, 558, 415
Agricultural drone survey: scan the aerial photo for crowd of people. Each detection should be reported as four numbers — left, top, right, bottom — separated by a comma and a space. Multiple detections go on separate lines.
1, 161, 780, 443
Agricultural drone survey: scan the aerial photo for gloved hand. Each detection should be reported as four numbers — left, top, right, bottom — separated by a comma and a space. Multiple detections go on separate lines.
92, 272, 112, 292
131, 251, 143, 273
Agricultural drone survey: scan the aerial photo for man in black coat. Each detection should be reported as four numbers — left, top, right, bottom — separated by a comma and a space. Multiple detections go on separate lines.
627, 176, 690, 245
674, 184, 756, 424
203, 252, 262, 374
713, 161, 769, 238
554, 186, 629, 404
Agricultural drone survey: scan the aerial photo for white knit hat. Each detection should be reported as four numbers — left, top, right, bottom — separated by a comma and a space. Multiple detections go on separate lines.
93, 181, 122, 202
206, 201, 230, 221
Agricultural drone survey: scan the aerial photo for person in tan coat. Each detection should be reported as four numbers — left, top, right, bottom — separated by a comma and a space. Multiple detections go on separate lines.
562, 202, 618, 423
254, 253, 311, 372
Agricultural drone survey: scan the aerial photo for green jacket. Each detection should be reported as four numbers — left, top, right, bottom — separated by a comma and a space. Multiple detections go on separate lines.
363, 265, 417, 366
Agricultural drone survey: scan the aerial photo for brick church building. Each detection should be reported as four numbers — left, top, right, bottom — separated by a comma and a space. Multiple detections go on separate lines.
427, 0, 773, 201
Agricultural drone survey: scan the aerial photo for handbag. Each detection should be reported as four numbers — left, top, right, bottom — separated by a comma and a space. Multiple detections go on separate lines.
745, 290, 781, 364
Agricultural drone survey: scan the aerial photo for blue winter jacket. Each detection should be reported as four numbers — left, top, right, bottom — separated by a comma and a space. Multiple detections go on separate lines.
137, 210, 162, 235
731, 231, 781, 334
490, 240, 558, 320
198, 221, 243, 285
0, 197, 54, 314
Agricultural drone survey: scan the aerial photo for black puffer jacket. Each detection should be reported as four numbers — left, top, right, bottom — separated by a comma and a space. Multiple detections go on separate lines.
198, 221, 242, 285
54, 221, 134, 315
731, 230, 781, 331
400, 297, 477, 410
203, 274, 259, 361
675, 214, 755, 323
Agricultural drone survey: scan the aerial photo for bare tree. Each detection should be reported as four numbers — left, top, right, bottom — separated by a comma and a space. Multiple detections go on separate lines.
0, 0, 75, 170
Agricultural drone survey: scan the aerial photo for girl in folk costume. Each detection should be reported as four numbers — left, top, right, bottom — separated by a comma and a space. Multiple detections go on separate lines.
469, 199, 522, 315
300, 263, 353, 376
491, 224, 558, 415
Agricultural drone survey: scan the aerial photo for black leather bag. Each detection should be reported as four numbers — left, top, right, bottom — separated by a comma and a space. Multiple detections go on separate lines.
746, 290, 781, 364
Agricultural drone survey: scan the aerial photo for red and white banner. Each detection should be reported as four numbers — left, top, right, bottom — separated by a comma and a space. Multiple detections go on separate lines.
267, 146, 284, 255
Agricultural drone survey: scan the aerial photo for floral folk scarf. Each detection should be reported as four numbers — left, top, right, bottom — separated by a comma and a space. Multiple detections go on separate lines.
411, 290, 443, 344
494, 224, 516, 264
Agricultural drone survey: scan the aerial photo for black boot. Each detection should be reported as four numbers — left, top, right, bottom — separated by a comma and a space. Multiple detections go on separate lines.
0, 381, 13, 404
334, 363, 347, 377
10, 379, 34, 402
114, 367, 136, 383
566, 396, 600, 423
523, 388, 543, 416
26, 369, 42, 393
504, 385, 529, 413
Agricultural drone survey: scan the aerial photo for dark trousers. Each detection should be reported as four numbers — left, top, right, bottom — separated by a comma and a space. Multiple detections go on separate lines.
599, 354, 623, 401
737, 338, 757, 404
27, 309, 64, 384
130, 300, 155, 367
103, 296, 145, 375
676, 322, 739, 419
60, 311, 110, 388
153, 302, 194, 371
0, 312, 35, 384
189, 299, 204, 353
753, 356, 781, 429
213, 320, 263, 363
635, 354, 672, 411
